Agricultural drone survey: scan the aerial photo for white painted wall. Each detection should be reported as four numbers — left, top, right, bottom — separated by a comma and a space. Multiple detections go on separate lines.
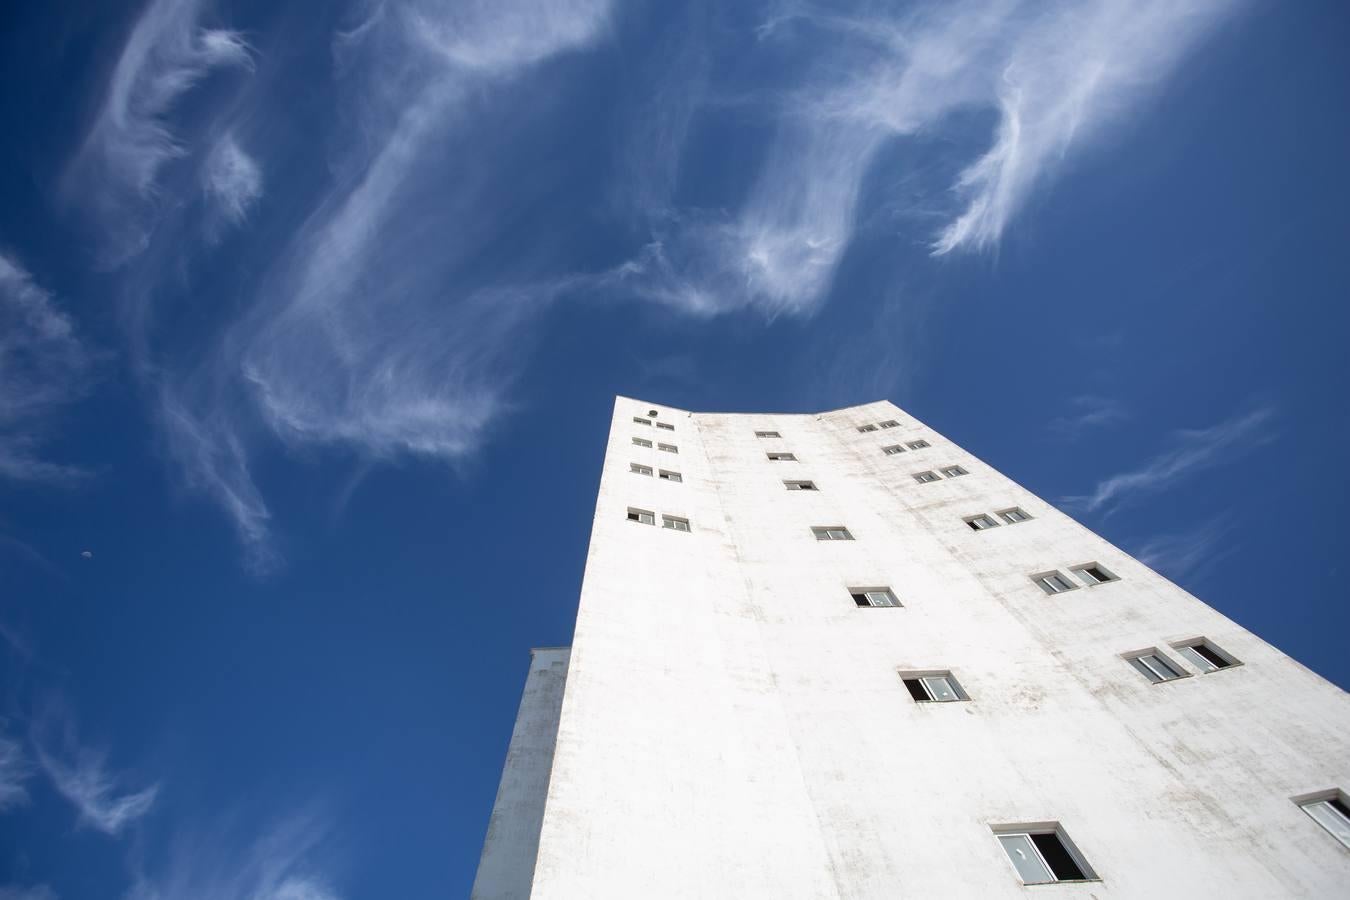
504, 397, 1350, 897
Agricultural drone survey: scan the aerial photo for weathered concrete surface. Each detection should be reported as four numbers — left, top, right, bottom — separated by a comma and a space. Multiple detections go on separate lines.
500, 398, 1350, 897
471, 648, 569, 900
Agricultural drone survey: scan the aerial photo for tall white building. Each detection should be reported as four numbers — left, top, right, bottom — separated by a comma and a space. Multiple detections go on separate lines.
473, 397, 1350, 898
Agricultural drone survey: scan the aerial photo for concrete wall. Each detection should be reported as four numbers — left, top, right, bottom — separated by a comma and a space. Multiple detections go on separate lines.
519, 397, 1350, 898
471, 647, 570, 900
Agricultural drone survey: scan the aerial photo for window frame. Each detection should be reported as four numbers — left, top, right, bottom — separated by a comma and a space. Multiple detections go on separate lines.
784, 480, 818, 491
882, 445, 906, 456
632, 437, 652, 448
913, 470, 940, 484
661, 514, 691, 532
626, 507, 655, 526
655, 421, 675, 431
629, 463, 653, 477
1170, 638, 1240, 673
754, 430, 782, 439
657, 442, 678, 454
1032, 571, 1078, 595
878, 420, 899, 429
997, 507, 1032, 524
811, 526, 853, 541
965, 514, 999, 531
898, 670, 969, 703
857, 424, 878, 433
1294, 790, 1350, 849
849, 587, 900, 608
940, 464, 969, 477
632, 416, 652, 426
1071, 562, 1119, 586
766, 451, 797, 462
906, 439, 931, 450
658, 469, 682, 483
992, 823, 1097, 884
1123, 648, 1188, 684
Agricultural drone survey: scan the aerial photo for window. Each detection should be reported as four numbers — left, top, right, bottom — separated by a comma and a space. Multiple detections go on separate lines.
857, 424, 878, 433
995, 826, 1095, 884
1297, 792, 1350, 849
879, 420, 899, 429
784, 480, 818, 491
767, 452, 797, 461
998, 507, 1032, 524
658, 443, 678, 453
658, 469, 682, 482
811, 526, 853, 541
626, 508, 655, 526
755, 430, 781, 438
632, 437, 652, 448
647, 409, 659, 417
883, 445, 906, 456
633, 416, 651, 426
906, 439, 930, 450
1033, 571, 1077, 595
1172, 639, 1239, 673
630, 463, 652, 476
1071, 563, 1118, 586
913, 470, 940, 484
900, 671, 968, 702
662, 515, 691, 532
656, 422, 675, 431
965, 514, 999, 531
850, 587, 900, 608
940, 465, 969, 477
1125, 650, 1187, 684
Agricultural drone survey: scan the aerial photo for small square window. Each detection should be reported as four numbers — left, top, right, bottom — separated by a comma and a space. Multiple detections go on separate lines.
883, 445, 906, 456
913, 470, 940, 484
878, 420, 899, 429
857, 424, 878, 433
906, 439, 930, 450
626, 508, 655, 526
900, 671, 968, 702
630, 463, 653, 476
1033, 571, 1077, 595
1297, 792, 1350, 849
657, 443, 678, 453
1171, 639, 1239, 673
940, 465, 968, 477
850, 587, 900, 608
633, 416, 651, 426
1125, 649, 1187, 684
784, 480, 817, 491
994, 826, 1095, 884
998, 507, 1032, 524
632, 437, 652, 448
767, 452, 797, 461
1071, 563, 1118, 586
755, 430, 781, 438
811, 526, 853, 541
658, 469, 682, 482
662, 515, 690, 532
965, 514, 999, 531
655, 422, 675, 431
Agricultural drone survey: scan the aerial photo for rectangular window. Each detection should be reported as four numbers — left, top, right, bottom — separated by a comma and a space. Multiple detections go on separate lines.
1033, 571, 1077, 595
906, 439, 930, 450
883, 445, 906, 456
784, 480, 818, 491
857, 424, 878, 433
658, 469, 682, 482
913, 470, 940, 484
879, 420, 899, 429
965, 514, 999, 531
755, 430, 781, 438
1172, 639, 1239, 673
940, 465, 969, 477
632, 437, 652, 448
1298, 793, 1350, 849
630, 463, 653, 476
767, 452, 797, 461
626, 508, 655, 526
657, 443, 678, 453
661, 515, 690, 532
655, 422, 674, 431
1071, 563, 1118, 586
995, 826, 1095, 884
998, 507, 1032, 524
850, 587, 900, 608
633, 416, 651, 426
900, 671, 968, 702
811, 526, 853, 541
1125, 650, 1187, 684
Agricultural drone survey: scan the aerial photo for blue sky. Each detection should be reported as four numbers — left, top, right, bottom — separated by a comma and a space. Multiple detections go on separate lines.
1, 0, 1348, 896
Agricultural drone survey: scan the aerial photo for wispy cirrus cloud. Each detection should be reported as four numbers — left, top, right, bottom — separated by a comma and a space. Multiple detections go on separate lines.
202, 131, 264, 234
127, 809, 342, 900
1063, 405, 1275, 515
1133, 516, 1235, 582
0, 254, 94, 484
62, 0, 254, 265
0, 735, 33, 812
616, 0, 1243, 317
1050, 394, 1130, 439
31, 709, 159, 836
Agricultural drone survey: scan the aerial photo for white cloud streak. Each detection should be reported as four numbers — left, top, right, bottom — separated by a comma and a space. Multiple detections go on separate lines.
203, 132, 264, 231
0, 254, 94, 484
1050, 394, 1130, 439
0, 735, 33, 812
31, 711, 159, 836
62, 0, 254, 265
1064, 406, 1275, 515
1133, 516, 1234, 582
620, 0, 1242, 316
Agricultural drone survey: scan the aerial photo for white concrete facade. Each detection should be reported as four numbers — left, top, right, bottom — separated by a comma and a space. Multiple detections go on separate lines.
474, 397, 1350, 898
